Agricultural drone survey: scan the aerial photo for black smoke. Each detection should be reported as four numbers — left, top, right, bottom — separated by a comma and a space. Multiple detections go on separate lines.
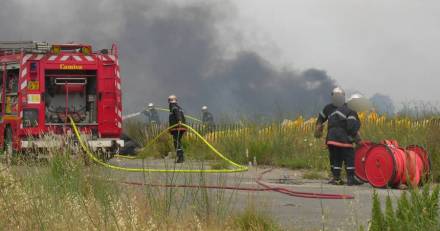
0, 0, 336, 118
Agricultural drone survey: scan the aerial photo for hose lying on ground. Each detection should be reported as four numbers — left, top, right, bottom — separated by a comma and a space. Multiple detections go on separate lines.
119, 168, 354, 200
69, 117, 354, 199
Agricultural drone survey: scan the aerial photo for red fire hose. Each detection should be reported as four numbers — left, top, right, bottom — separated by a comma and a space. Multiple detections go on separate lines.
120, 181, 271, 192
119, 168, 354, 200
255, 168, 354, 200
71, 117, 354, 200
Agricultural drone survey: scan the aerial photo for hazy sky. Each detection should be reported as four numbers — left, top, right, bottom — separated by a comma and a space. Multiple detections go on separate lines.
234, 0, 440, 103
1, 0, 438, 114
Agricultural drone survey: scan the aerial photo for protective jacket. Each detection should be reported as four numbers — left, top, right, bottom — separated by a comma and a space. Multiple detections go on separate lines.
169, 103, 186, 131
202, 112, 214, 124
317, 103, 361, 147
143, 109, 160, 124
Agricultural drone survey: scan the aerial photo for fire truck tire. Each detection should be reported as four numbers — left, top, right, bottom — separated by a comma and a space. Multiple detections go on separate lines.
94, 148, 110, 162
109, 146, 119, 159
106, 150, 114, 161
103, 149, 116, 162
4, 127, 13, 165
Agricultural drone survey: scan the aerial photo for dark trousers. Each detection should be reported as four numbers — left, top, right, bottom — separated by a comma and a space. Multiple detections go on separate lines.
171, 130, 185, 157
328, 145, 355, 178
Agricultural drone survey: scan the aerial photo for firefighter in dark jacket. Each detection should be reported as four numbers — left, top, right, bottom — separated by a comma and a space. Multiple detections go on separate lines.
201, 106, 215, 131
143, 103, 160, 124
315, 87, 363, 186
168, 95, 187, 163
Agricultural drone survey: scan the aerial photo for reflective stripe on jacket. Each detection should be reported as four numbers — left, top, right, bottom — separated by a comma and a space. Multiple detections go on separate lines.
316, 103, 361, 145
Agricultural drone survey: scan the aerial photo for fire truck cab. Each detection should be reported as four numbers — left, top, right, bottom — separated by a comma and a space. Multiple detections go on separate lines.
0, 41, 124, 159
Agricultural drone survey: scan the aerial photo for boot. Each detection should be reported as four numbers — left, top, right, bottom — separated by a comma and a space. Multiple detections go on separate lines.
175, 149, 185, 163
328, 168, 344, 185
347, 171, 364, 186
328, 177, 345, 185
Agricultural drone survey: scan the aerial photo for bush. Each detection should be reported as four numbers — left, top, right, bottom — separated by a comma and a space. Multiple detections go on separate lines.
369, 185, 440, 231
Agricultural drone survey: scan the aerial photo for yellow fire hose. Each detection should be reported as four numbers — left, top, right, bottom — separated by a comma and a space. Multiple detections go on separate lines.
69, 117, 248, 173
69, 117, 355, 200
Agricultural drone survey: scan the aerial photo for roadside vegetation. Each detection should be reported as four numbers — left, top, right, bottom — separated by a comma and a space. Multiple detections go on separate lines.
1, 109, 440, 230
0, 151, 283, 231
366, 185, 440, 231
125, 111, 440, 181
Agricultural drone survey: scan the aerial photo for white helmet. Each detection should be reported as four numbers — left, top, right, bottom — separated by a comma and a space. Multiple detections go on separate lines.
347, 93, 372, 112
168, 95, 177, 103
148, 103, 154, 108
331, 87, 346, 107
202, 106, 208, 111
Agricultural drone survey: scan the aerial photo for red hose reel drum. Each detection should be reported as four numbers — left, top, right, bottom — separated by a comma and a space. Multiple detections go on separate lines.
362, 142, 427, 188
406, 145, 431, 180
354, 141, 374, 182
405, 149, 424, 187
364, 144, 398, 188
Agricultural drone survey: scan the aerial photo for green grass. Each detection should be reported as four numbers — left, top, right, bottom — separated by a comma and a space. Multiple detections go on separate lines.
368, 185, 440, 231
125, 115, 440, 181
2, 114, 440, 230
233, 205, 283, 231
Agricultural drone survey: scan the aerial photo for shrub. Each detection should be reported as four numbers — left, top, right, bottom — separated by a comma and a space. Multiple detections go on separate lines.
368, 185, 440, 231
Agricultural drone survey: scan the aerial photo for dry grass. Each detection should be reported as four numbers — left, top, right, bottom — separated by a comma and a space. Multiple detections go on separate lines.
0, 145, 286, 231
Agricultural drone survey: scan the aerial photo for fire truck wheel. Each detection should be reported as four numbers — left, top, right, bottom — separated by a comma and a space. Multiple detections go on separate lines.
104, 149, 114, 161
110, 146, 119, 159
4, 127, 13, 165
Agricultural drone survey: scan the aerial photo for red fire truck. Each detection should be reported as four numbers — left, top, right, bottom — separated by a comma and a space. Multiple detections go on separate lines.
0, 41, 124, 159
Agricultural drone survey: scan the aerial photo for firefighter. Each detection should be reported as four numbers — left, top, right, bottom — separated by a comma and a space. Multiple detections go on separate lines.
142, 103, 160, 124
201, 106, 215, 131
168, 95, 187, 163
314, 87, 364, 186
